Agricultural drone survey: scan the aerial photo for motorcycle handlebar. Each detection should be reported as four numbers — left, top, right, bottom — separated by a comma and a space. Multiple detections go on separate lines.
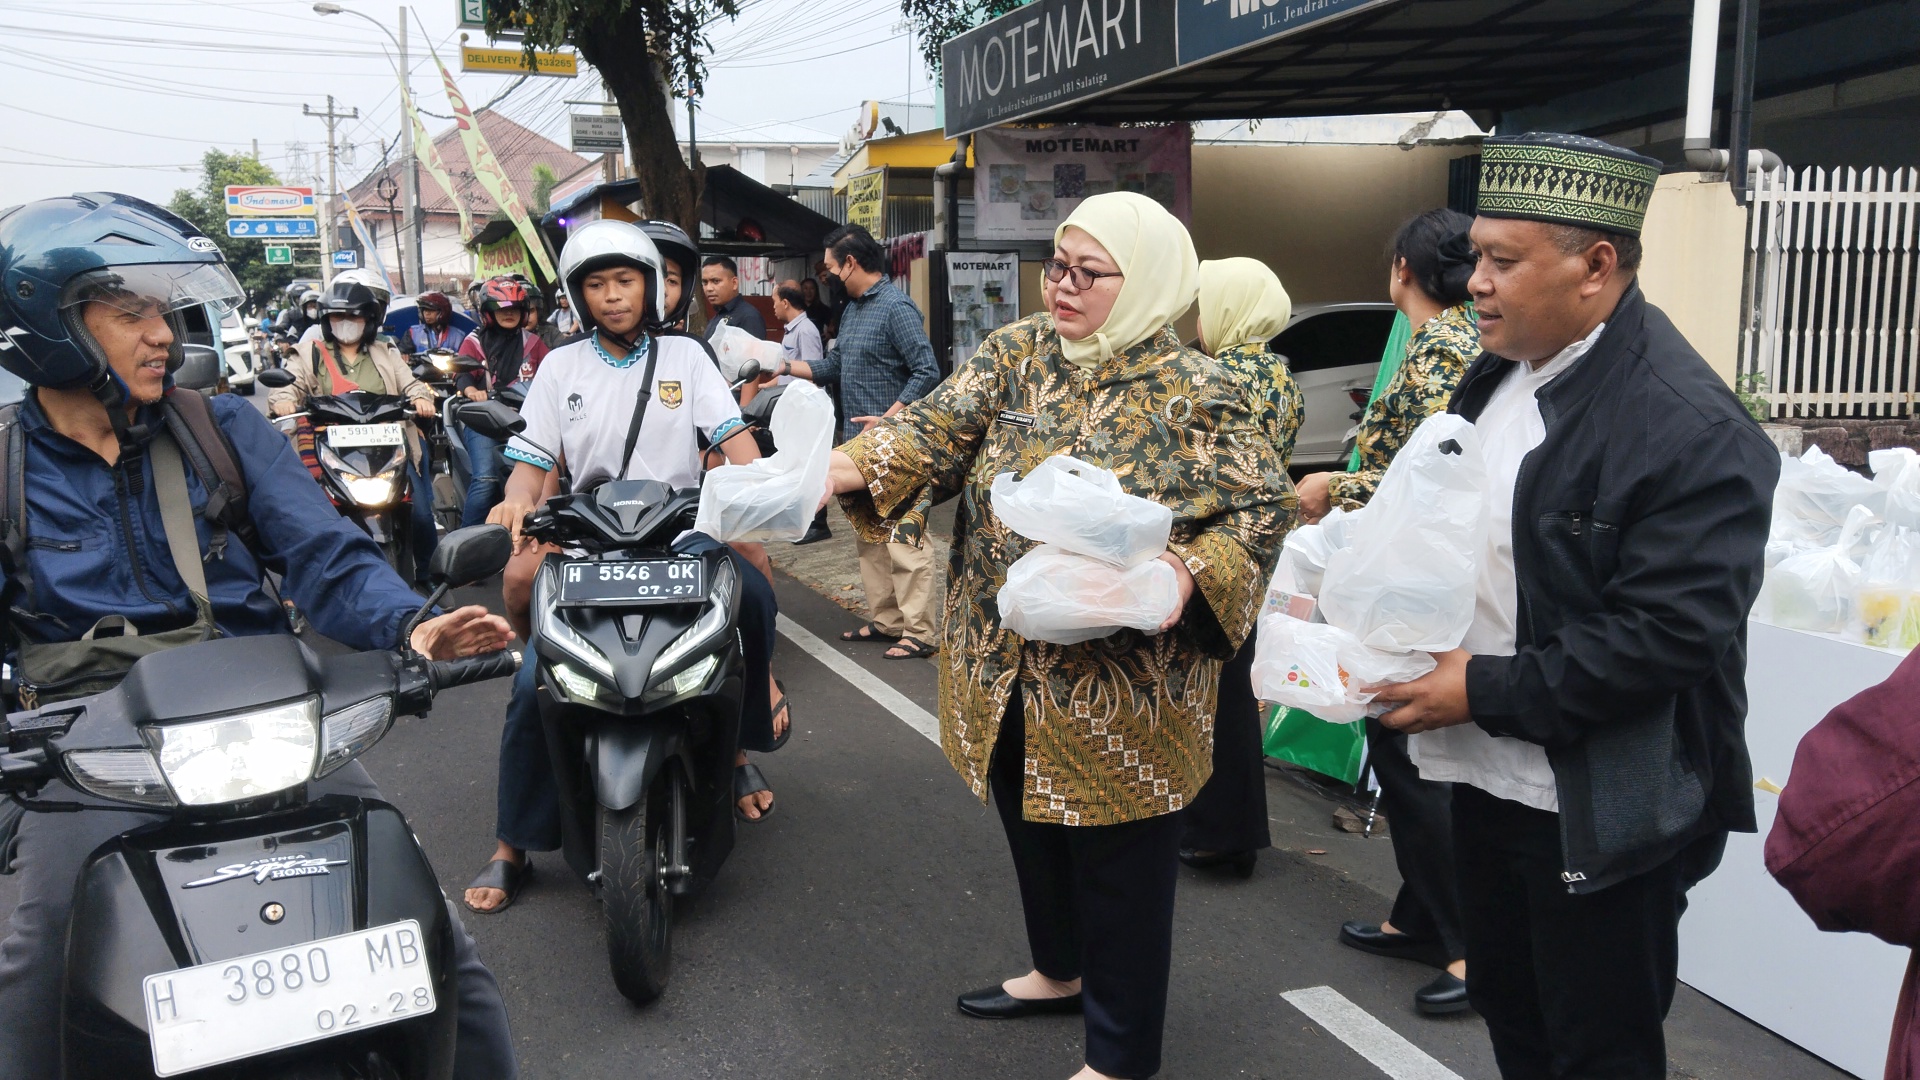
426, 650, 521, 693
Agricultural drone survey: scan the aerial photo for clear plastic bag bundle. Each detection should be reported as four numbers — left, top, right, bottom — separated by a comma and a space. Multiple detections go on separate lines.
995, 544, 1180, 645
1280, 506, 1366, 597
708, 322, 785, 385
1249, 614, 1436, 723
1851, 524, 1920, 650
990, 456, 1173, 568
693, 380, 835, 542
1317, 415, 1488, 652
1871, 448, 1920, 532
1764, 505, 1877, 633
1772, 446, 1884, 546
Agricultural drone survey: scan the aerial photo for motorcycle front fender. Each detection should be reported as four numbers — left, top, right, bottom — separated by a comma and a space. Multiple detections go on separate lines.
591, 723, 683, 814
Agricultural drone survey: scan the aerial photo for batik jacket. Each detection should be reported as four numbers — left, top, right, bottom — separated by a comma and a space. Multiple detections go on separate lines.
1326, 303, 1478, 507
1210, 342, 1303, 469
839, 314, 1294, 826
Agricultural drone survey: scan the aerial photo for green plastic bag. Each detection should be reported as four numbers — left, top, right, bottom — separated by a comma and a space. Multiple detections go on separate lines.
1346, 311, 1413, 472
1263, 705, 1365, 786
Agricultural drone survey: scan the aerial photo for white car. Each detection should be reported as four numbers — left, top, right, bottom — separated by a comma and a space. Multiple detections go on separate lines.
219, 309, 258, 395
1271, 302, 1398, 470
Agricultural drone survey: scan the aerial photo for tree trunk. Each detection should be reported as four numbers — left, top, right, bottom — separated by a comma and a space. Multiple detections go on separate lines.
575, 34, 702, 240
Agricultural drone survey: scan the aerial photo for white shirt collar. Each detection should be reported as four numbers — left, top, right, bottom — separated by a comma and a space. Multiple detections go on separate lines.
1525, 321, 1607, 383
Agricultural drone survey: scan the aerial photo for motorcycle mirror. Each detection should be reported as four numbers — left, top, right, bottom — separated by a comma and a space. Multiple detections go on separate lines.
456, 400, 526, 440
257, 367, 297, 388
173, 344, 225, 392
428, 524, 513, 587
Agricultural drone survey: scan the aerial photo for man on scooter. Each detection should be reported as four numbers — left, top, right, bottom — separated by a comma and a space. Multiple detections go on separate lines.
401, 290, 468, 356
453, 277, 550, 528
269, 277, 441, 582
0, 193, 519, 1078
462, 220, 788, 914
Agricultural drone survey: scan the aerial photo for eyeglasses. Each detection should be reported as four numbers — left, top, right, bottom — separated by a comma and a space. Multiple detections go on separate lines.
1040, 259, 1124, 291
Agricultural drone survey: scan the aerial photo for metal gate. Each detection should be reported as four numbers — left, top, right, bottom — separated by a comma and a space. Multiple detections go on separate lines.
1742, 166, 1920, 418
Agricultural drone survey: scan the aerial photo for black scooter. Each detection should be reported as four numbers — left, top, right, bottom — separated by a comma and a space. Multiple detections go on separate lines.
0, 526, 520, 1078
457, 399, 748, 1005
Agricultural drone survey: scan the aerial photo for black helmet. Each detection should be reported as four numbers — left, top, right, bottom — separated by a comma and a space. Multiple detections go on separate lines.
636, 220, 697, 328
318, 279, 387, 347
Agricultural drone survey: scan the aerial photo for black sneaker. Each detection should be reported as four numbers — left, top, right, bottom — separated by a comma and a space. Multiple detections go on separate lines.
794, 522, 833, 545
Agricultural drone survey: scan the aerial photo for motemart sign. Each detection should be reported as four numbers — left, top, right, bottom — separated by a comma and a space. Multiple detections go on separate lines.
942, 0, 1390, 137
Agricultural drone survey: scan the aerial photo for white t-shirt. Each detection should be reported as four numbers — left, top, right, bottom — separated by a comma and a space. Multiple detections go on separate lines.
1411, 322, 1606, 814
505, 333, 742, 491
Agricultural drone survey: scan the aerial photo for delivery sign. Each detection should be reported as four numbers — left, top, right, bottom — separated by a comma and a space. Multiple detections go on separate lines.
225, 186, 316, 217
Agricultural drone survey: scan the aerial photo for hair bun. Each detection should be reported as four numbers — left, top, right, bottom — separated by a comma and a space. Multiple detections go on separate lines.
1437, 230, 1476, 269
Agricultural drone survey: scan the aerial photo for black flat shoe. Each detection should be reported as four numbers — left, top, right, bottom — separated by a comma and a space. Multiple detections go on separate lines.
1178, 847, 1257, 878
1414, 971, 1471, 1015
1337, 921, 1449, 968
956, 985, 1083, 1019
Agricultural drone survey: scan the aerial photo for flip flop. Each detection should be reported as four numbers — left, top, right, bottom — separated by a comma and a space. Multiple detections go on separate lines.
841, 620, 902, 643
463, 857, 533, 915
768, 679, 791, 751
734, 762, 775, 823
884, 636, 938, 660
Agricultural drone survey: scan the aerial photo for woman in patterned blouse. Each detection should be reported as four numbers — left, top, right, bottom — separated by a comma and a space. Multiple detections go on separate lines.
1297, 208, 1479, 522
821, 193, 1292, 1080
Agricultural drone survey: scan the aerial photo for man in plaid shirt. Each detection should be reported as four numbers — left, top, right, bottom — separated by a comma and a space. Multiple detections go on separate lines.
775, 224, 943, 659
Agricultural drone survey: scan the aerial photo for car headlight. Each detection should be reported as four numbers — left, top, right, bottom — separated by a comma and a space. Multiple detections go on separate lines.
65, 749, 175, 809
155, 699, 319, 806
317, 696, 394, 777
345, 472, 397, 507
647, 559, 737, 688
533, 562, 614, 679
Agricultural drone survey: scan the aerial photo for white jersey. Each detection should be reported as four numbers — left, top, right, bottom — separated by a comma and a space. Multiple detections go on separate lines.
506, 333, 741, 492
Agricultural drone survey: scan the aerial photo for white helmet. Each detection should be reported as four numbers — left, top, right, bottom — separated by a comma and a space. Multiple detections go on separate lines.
333, 267, 392, 305
558, 220, 664, 338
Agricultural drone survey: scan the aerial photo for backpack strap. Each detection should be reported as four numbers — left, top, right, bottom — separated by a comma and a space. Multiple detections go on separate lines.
160, 391, 257, 561
0, 402, 30, 611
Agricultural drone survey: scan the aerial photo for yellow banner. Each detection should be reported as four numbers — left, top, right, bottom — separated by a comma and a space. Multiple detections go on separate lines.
400, 77, 475, 243
460, 45, 577, 77
476, 232, 535, 281
433, 52, 558, 283
847, 168, 886, 238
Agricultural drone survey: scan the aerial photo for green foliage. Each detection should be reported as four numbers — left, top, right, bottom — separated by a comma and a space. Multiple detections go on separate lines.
530, 163, 559, 216
1735, 371, 1772, 424
487, 0, 739, 98
166, 149, 295, 308
899, 0, 1028, 73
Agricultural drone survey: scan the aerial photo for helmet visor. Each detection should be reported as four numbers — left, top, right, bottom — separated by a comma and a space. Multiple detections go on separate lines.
59, 262, 244, 320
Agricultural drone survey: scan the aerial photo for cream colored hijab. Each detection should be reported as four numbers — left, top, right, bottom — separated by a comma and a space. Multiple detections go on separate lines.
1051, 192, 1199, 368
1197, 258, 1293, 354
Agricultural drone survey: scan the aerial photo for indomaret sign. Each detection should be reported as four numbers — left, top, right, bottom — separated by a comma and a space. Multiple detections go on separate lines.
942, 0, 1176, 138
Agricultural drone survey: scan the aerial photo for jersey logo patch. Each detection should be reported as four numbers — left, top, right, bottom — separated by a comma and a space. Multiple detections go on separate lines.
658, 381, 683, 409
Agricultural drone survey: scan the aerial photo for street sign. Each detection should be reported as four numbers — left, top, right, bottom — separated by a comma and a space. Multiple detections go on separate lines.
224, 186, 316, 217
570, 113, 623, 154
227, 218, 318, 238
457, 0, 527, 36
461, 44, 575, 77
331, 250, 359, 269
265, 246, 293, 265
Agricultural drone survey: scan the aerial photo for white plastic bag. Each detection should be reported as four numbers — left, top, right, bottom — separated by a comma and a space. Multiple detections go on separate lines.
1279, 506, 1366, 597
1249, 614, 1436, 723
1850, 524, 1920, 649
1772, 446, 1883, 546
1317, 415, 1487, 652
996, 545, 1180, 645
1764, 505, 1876, 633
709, 322, 785, 385
693, 380, 835, 542
1871, 448, 1920, 532
990, 456, 1173, 568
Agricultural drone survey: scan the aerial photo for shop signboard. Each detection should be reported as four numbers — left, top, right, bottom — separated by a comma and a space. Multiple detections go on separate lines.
941, 0, 1176, 138
264, 246, 293, 265
460, 45, 576, 77
945, 253, 1020, 370
227, 218, 318, 238
570, 113, 624, 154
1175, 0, 1392, 65
971, 124, 1191, 241
225, 186, 316, 217
846, 168, 886, 238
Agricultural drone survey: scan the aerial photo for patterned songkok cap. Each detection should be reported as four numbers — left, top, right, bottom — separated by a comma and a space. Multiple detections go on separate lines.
1477, 133, 1662, 237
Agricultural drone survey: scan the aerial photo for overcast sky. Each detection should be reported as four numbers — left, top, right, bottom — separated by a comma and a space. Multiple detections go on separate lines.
1, 0, 933, 206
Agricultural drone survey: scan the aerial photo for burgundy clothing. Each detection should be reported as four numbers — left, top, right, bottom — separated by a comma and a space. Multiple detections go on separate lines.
1765, 648, 1920, 1079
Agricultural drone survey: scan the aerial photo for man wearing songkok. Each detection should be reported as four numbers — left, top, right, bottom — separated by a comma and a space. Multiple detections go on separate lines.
1370, 133, 1779, 1077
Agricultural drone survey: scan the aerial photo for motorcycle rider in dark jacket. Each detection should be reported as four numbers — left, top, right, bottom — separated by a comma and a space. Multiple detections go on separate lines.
0, 193, 520, 1079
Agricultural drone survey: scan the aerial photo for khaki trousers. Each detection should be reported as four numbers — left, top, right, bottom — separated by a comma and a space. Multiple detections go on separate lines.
855, 533, 935, 641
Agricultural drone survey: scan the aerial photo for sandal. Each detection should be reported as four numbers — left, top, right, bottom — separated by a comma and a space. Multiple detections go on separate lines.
463, 857, 534, 915
884, 636, 938, 660
841, 620, 902, 643
768, 680, 791, 751
734, 762, 775, 823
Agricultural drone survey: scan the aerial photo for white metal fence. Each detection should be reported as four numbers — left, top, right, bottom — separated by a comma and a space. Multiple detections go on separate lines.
1742, 166, 1920, 418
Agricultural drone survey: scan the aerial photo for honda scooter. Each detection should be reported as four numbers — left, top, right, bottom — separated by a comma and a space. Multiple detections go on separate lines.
0, 526, 520, 1078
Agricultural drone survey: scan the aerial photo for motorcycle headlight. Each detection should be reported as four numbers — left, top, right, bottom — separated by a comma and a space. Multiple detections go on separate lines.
533, 563, 614, 679
431, 354, 454, 374
65, 749, 175, 809
549, 661, 607, 704
647, 559, 737, 689
317, 696, 394, 777
345, 472, 398, 507
155, 699, 319, 806
643, 654, 717, 704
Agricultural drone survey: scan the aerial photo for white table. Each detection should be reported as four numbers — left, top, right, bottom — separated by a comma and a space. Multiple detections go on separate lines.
1678, 621, 1911, 1078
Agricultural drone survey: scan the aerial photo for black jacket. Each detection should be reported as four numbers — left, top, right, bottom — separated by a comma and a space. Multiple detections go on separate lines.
1449, 285, 1779, 893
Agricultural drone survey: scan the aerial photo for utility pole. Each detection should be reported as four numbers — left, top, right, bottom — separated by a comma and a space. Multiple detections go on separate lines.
397, 6, 423, 294
304, 94, 359, 287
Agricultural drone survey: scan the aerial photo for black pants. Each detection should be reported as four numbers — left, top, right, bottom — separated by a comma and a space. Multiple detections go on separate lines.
990, 691, 1185, 1079
1368, 719, 1465, 961
1180, 637, 1271, 854
1453, 784, 1726, 1078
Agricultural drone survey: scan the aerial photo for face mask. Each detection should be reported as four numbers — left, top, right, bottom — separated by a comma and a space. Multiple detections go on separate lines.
329, 316, 365, 344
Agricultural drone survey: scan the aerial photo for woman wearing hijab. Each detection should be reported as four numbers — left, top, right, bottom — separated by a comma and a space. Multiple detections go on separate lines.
1178, 258, 1303, 877
822, 193, 1293, 1080
454, 276, 550, 527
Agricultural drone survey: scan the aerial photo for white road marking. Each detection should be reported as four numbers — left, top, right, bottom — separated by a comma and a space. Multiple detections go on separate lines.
1281, 986, 1463, 1080
775, 614, 940, 745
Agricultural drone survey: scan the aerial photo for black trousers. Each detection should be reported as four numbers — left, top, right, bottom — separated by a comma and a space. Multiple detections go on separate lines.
1180, 637, 1271, 854
1453, 784, 1726, 1079
990, 691, 1185, 1079
1368, 719, 1465, 961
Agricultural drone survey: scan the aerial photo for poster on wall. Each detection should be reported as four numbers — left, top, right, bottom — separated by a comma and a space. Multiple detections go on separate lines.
846, 168, 886, 238
946, 252, 1020, 367
971, 124, 1191, 241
